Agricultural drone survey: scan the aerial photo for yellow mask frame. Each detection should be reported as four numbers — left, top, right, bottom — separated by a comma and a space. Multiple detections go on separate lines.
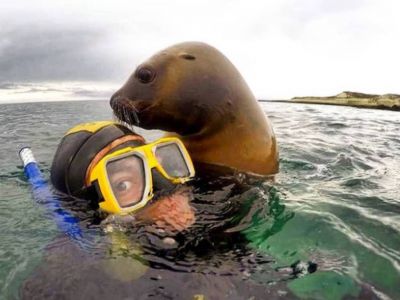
88, 137, 195, 215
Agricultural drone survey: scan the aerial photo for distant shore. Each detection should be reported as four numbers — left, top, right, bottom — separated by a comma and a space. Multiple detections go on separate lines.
260, 91, 400, 111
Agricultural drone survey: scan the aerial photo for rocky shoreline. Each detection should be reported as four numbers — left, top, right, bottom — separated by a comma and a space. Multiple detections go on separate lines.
290, 91, 400, 111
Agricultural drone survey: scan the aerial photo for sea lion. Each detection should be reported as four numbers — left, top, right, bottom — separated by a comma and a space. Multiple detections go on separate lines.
110, 42, 278, 176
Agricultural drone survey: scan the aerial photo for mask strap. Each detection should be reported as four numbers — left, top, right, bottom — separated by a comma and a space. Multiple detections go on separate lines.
77, 180, 104, 208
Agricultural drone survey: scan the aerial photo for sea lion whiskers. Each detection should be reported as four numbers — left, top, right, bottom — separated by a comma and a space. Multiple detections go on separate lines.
122, 105, 134, 125
112, 110, 138, 133
112, 96, 141, 126
125, 102, 140, 125
118, 102, 139, 125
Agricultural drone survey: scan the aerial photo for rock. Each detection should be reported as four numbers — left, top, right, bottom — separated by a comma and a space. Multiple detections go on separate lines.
291, 91, 400, 110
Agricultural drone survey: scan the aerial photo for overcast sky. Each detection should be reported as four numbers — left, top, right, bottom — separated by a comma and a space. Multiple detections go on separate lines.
0, 0, 399, 103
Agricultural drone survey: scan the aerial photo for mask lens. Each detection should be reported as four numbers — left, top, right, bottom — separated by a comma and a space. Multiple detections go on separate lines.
106, 154, 145, 208
155, 143, 190, 178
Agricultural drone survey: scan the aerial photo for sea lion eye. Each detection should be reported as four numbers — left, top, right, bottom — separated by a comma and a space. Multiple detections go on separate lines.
136, 67, 155, 83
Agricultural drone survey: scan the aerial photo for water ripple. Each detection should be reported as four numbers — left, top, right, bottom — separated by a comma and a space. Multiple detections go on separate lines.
0, 101, 399, 299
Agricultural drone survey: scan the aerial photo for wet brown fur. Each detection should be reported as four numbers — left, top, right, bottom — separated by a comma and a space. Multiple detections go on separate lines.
111, 42, 279, 176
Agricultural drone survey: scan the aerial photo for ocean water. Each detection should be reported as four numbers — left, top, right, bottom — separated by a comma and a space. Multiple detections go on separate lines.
0, 100, 399, 299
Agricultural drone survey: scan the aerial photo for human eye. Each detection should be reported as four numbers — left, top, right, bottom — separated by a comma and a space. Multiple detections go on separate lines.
114, 180, 133, 194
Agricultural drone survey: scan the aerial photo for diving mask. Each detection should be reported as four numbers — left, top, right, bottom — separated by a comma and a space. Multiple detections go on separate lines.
87, 137, 195, 215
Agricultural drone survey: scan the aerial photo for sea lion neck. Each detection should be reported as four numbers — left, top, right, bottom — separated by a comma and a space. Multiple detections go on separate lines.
177, 113, 278, 175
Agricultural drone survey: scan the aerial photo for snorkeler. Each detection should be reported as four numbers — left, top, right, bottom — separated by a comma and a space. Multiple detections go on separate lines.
50, 121, 196, 231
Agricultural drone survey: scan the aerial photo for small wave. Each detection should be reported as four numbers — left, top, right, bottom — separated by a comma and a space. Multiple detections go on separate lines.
340, 177, 380, 189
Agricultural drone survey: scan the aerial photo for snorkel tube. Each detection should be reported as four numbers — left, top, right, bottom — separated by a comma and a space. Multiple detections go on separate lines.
19, 147, 82, 240
19, 147, 148, 280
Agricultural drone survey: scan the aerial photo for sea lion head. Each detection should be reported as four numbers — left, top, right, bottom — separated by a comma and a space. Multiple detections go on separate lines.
110, 42, 253, 136
111, 42, 279, 176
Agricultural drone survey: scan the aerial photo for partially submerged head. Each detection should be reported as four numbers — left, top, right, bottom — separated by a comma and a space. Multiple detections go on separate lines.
109, 42, 279, 176
110, 42, 255, 136
51, 121, 196, 231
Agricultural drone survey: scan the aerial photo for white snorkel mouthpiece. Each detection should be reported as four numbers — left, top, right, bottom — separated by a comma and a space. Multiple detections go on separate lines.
19, 147, 37, 167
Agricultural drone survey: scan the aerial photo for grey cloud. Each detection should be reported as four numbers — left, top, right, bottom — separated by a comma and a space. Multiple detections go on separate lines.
282, 0, 367, 20
12, 86, 66, 94
276, 0, 368, 37
0, 82, 55, 93
0, 82, 25, 89
0, 23, 127, 83
71, 87, 114, 98
0, 82, 114, 99
0, 82, 58, 92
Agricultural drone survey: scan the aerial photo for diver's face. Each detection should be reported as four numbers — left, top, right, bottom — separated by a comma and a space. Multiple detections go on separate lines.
107, 156, 195, 231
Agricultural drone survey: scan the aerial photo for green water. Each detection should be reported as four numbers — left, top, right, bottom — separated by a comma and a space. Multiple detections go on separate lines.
0, 100, 399, 299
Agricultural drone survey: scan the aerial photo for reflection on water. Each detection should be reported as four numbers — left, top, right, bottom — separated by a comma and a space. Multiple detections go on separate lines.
0, 100, 399, 299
